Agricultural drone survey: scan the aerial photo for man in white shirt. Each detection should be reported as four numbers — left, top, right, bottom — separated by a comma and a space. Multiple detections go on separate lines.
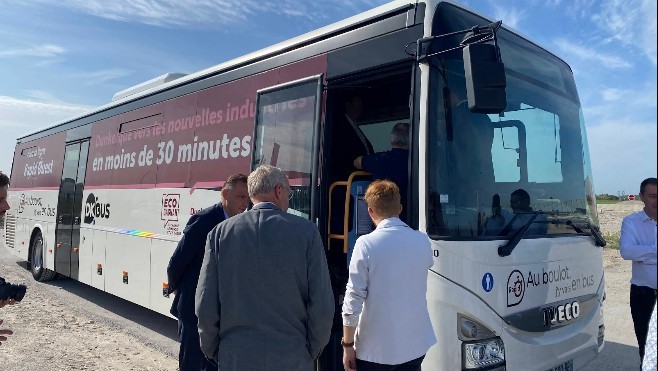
342, 180, 436, 371
620, 177, 657, 364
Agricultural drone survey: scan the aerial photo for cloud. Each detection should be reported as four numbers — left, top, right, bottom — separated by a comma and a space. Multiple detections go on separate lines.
0, 44, 65, 58
584, 82, 657, 128
593, 0, 657, 66
587, 120, 657, 194
30, 0, 388, 28
73, 68, 134, 86
33, 58, 65, 68
23, 90, 69, 104
564, 0, 598, 18
488, 4, 526, 29
0, 95, 91, 129
0, 95, 92, 173
581, 81, 656, 193
554, 38, 633, 69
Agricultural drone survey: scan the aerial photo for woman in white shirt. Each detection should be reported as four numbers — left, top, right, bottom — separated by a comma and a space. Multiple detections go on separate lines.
341, 180, 436, 371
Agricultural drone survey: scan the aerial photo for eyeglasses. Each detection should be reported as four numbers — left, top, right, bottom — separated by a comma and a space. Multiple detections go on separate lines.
279, 184, 294, 200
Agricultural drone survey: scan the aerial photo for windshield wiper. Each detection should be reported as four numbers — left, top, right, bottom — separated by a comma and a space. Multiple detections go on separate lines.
498, 212, 541, 257
565, 220, 607, 247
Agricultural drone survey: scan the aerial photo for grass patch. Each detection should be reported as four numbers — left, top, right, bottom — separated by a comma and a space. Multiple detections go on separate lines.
603, 231, 620, 250
596, 199, 621, 204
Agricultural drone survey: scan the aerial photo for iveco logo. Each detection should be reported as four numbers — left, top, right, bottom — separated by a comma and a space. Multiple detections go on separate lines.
542, 301, 580, 327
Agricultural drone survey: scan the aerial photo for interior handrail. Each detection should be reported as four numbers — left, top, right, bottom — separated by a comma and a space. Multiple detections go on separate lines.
327, 171, 371, 253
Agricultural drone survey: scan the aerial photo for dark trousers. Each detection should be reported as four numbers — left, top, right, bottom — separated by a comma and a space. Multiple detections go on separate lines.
630, 284, 658, 362
356, 356, 425, 371
178, 319, 217, 371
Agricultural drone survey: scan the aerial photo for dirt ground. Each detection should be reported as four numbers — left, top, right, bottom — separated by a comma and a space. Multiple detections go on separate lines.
0, 201, 647, 370
599, 201, 644, 261
0, 248, 179, 370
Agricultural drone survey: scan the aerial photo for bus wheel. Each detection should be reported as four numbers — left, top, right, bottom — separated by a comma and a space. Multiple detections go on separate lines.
30, 232, 56, 282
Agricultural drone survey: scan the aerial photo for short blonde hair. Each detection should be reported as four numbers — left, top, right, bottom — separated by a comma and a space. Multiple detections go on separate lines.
364, 180, 401, 217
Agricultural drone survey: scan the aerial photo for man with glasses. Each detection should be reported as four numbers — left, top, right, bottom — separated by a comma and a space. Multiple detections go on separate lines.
196, 165, 334, 371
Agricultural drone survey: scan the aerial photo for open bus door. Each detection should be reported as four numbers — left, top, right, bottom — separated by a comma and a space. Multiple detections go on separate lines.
251, 75, 324, 221
54, 140, 89, 279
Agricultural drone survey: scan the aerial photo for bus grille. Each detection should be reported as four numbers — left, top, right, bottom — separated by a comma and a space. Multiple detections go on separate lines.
4, 214, 16, 249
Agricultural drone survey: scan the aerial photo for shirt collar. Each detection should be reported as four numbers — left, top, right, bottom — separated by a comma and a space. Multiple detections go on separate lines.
641, 210, 656, 223
252, 201, 279, 210
376, 217, 408, 230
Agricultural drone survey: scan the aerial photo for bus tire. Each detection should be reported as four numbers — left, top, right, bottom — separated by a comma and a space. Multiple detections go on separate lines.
30, 232, 56, 282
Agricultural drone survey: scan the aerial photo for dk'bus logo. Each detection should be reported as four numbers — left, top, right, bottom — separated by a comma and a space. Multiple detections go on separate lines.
507, 270, 525, 307
84, 193, 111, 224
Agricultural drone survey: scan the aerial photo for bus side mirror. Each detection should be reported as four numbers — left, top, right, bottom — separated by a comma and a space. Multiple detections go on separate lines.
463, 43, 507, 114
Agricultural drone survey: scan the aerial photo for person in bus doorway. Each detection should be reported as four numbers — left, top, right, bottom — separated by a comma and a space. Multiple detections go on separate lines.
167, 173, 249, 371
620, 177, 657, 365
342, 180, 436, 371
353, 123, 410, 223
330, 93, 374, 180
195, 165, 334, 371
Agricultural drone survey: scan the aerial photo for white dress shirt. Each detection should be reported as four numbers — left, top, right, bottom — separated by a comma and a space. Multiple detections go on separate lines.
620, 210, 657, 289
342, 218, 437, 365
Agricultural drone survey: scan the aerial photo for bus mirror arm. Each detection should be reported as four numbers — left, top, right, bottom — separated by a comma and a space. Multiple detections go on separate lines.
414, 21, 507, 114
413, 20, 502, 63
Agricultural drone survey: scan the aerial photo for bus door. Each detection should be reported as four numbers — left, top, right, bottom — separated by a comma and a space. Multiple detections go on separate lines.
251, 75, 324, 222
54, 140, 89, 279
320, 67, 414, 371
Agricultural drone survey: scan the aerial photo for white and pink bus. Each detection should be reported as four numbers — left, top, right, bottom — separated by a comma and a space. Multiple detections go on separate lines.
3, 1, 606, 369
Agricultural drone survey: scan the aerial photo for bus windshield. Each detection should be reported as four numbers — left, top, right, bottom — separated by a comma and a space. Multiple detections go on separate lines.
426, 3, 598, 239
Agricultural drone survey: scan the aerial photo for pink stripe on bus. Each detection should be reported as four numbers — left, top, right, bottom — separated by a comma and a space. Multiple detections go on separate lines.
189, 181, 225, 195
111, 183, 156, 189
10, 187, 59, 191
156, 183, 186, 188
84, 183, 193, 190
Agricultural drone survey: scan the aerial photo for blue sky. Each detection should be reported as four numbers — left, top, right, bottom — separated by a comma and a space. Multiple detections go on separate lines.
0, 0, 655, 195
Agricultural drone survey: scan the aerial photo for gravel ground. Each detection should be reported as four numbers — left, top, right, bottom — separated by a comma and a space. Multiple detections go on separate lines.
0, 201, 647, 370
0, 246, 179, 370
597, 201, 644, 237
580, 200, 646, 370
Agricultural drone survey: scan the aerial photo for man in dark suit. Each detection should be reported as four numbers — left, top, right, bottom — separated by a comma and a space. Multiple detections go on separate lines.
196, 165, 334, 371
167, 173, 249, 371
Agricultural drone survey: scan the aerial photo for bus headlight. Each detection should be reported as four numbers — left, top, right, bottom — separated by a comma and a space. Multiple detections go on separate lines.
463, 337, 505, 369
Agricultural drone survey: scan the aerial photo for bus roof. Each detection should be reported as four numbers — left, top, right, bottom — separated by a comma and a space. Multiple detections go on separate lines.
18, 0, 572, 142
